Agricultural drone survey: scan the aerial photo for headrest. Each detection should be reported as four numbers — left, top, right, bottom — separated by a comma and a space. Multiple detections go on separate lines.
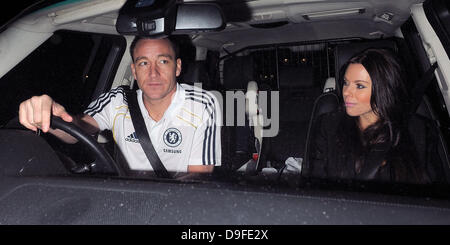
246, 81, 258, 117
278, 65, 314, 89
179, 62, 206, 86
334, 39, 398, 85
323, 77, 336, 93
223, 56, 254, 90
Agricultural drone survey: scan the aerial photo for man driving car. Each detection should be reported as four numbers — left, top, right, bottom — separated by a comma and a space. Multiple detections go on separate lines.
18, 36, 222, 177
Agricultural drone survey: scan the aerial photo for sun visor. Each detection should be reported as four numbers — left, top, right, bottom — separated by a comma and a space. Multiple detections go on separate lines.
116, 0, 225, 38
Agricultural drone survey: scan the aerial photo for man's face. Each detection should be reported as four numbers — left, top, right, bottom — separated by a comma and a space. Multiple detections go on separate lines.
131, 38, 181, 102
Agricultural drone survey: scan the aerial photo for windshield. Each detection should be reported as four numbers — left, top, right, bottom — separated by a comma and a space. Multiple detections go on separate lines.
1, 0, 450, 202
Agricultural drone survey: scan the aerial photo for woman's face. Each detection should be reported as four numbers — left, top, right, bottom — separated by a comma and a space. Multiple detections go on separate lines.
342, 63, 378, 125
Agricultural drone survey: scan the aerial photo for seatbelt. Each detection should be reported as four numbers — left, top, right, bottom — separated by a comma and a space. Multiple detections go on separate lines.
125, 88, 172, 179
356, 142, 391, 180
410, 62, 438, 114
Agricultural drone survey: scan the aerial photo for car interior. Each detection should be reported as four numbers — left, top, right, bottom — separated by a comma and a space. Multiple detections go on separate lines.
0, 0, 450, 224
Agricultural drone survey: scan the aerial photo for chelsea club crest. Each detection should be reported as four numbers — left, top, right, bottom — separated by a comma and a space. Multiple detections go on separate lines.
163, 128, 182, 147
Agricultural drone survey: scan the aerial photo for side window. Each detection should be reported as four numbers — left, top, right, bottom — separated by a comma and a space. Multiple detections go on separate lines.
424, 0, 450, 57
401, 17, 450, 154
0, 30, 126, 126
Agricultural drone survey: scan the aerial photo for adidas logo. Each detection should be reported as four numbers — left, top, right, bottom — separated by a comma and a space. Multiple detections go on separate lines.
125, 132, 139, 143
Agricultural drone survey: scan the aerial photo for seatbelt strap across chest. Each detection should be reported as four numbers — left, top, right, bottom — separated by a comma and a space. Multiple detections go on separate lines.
125, 88, 172, 179
410, 62, 438, 115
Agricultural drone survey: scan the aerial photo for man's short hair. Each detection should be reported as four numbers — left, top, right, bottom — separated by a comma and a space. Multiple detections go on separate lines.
129, 36, 179, 62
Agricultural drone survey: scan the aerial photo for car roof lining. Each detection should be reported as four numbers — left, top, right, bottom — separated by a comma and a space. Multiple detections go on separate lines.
11, 0, 426, 50
193, 0, 426, 52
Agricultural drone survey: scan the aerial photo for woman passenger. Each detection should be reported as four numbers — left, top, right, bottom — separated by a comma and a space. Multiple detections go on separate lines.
310, 48, 442, 184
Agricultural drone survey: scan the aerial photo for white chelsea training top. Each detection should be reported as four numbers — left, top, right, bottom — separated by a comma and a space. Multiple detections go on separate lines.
84, 83, 222, 174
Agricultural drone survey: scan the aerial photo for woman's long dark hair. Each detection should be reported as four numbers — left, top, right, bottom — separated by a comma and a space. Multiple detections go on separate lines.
336, 48, 423, 183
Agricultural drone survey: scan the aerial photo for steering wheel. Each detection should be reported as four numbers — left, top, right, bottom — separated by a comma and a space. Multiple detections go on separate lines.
50, 116, 124, 176
4, 116, 124, 176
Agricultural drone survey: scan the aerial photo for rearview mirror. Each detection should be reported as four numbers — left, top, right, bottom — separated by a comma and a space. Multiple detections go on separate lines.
116, 0, 225, 37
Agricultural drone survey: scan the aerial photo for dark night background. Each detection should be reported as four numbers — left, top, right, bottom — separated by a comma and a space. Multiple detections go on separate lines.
1, 1, 49, 27
0, 0, 99, 163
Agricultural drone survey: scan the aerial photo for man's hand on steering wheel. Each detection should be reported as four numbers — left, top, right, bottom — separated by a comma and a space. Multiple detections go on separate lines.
19, 94, 73, 133
17, 95, 122, 176
18, 95, 100, 144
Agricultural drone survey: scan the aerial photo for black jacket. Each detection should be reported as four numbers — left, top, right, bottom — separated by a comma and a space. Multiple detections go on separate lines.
309, 111, 445, 184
